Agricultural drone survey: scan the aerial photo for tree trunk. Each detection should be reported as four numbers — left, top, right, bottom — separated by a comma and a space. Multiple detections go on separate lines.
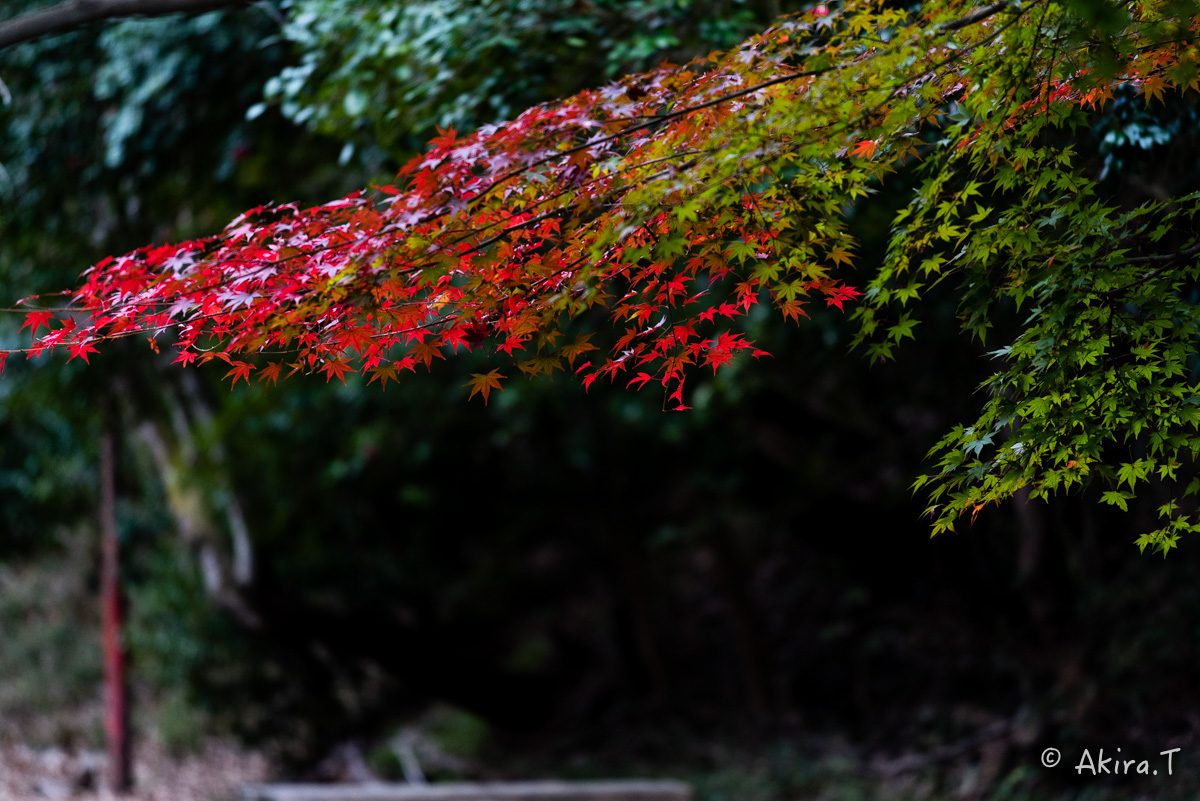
100, 430, 132, 793
0, 0, 245, 51
709, 527, 772, 720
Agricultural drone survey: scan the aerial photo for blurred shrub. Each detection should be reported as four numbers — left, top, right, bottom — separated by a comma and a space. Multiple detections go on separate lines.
260, 0, 793, 162
0, 531, 102, 747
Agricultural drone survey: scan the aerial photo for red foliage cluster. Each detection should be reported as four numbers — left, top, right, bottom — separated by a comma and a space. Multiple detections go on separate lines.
15, 11, 864, 406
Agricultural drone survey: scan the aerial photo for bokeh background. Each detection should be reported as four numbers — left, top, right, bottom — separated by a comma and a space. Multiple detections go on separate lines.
2, 1, 1200, 799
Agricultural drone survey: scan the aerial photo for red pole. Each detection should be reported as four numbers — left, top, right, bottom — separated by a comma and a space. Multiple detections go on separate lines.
100, 430, 132, 792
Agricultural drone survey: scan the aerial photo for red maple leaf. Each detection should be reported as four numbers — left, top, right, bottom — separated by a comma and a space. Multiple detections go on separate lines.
223, 360, 254, 387
257, 362, 283, 386
319, 358, 353, 384
172, 349, 198, 367
66, 340, 99, 364
20, 310, 55, 341
441, 325, 471, 353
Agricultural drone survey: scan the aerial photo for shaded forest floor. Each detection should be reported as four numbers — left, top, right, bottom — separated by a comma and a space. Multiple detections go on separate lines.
0, 734, 266, 801
5, 716, 1200, 801
9, 517, 1200, 800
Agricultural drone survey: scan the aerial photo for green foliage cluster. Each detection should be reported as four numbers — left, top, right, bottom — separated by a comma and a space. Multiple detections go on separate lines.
259, 0, 789, 161
0, 5, 280, 266
833, 5, 1200, 553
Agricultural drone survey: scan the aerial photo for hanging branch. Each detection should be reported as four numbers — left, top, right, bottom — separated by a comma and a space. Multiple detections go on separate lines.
0, 0, 246, 50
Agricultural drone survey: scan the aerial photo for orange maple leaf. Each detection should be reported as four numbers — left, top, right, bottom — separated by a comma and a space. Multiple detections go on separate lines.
465, 368, 505, 404
561, 334, 599, 367
366, 363, 400, 390
850, 139, 878, 160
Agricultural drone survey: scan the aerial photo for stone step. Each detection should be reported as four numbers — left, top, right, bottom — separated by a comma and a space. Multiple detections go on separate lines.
241, 780, 693, 801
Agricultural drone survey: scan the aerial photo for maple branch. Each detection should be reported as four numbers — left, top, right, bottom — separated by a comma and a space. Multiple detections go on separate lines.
1125, 241, 1200, 264
8, 0, 1028, 368
58, 144, 709, 327
449, 0, 1020, 222
73, 0, 1012, 327
939, 0, 1009, 32
1102, 241, 1200, 296
0, 0, 247, 50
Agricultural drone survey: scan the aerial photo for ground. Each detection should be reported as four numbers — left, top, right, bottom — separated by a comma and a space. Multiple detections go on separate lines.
0, 734, 267, 801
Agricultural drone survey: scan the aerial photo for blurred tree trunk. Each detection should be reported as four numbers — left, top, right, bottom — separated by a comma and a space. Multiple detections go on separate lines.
100, 428, 132, 792
709, 526, 773, 720
611, 531, 671, 704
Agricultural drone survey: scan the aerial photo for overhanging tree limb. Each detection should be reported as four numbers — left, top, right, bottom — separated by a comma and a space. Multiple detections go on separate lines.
0, 0, 245, 50
13, 0, 1200, 552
